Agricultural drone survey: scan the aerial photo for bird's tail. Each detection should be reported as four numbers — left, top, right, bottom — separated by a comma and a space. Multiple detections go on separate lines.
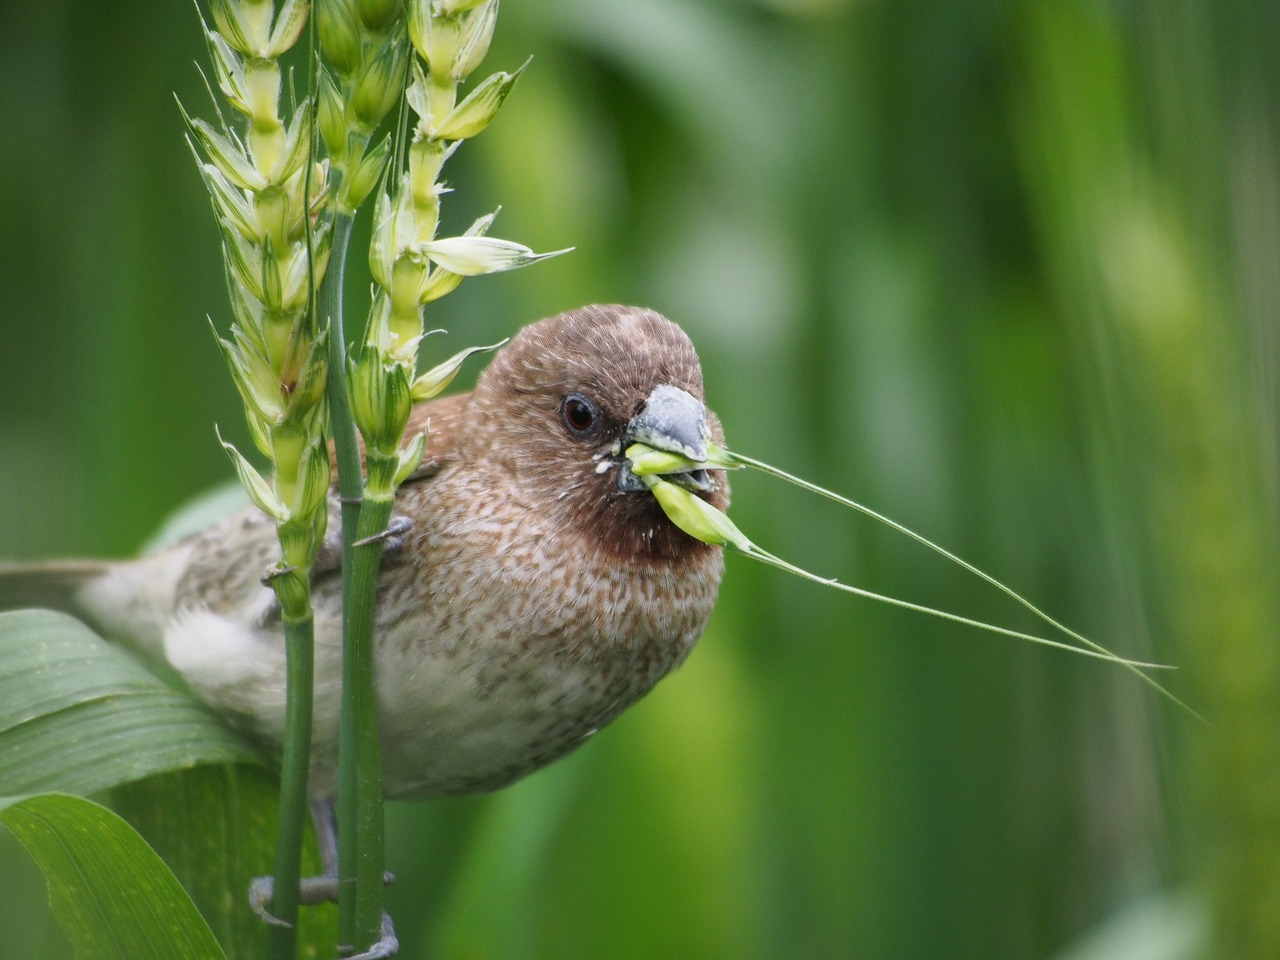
0, 557, 174, 661
0, 560, 110, 621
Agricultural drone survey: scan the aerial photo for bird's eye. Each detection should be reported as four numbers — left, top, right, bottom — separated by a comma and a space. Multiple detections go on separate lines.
560, 393, 599, 437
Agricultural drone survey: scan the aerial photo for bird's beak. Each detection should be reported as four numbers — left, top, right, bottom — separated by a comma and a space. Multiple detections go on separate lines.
616, 384, 714, 492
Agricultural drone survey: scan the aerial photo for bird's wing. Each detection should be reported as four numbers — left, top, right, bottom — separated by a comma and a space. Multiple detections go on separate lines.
329, 391, 472, 488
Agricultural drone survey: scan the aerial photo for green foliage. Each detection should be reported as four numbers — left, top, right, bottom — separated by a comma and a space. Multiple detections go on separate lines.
0, 794, 227, 960
0, 610, 261, 795
1, 0, 1277, 958
113, 766, 338, 960
0, 611, 334, 959
0, 608, 264, 959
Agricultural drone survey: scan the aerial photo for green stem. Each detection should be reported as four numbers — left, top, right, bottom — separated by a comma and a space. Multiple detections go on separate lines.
338, 496, 391, 954
318, 210, 377, 952
323, 213, 363, 527
269, 610, 315, 960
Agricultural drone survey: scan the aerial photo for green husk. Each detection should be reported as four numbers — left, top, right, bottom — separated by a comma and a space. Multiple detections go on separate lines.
628, 442, 1199, 720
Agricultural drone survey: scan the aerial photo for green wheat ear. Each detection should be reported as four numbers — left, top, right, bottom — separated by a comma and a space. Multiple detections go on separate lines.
627, 442, 1202, 722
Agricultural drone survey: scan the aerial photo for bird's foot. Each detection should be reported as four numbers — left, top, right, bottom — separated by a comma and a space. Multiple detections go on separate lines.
247, 876, 289, 927
248, 872, 397, 924
316, 513, 411, 570
353, 514, 413, 554
259, 563, 299, 589
247, 799, 399, 954
339, 912, 399, 960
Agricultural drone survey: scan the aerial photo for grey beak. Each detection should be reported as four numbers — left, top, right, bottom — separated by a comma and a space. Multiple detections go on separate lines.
617, 384, 713, 492
626, 384, 708, 461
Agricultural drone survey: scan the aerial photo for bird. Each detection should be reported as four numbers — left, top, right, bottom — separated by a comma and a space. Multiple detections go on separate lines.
0, 304, 729, 803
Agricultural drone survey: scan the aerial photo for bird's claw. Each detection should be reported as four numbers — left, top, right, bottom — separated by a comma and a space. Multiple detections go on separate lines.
339, 912, 399, 960
259, 563, 298, 588
248, 876, 290, 927
249, 872, 397, 925
353, 514, 414, 554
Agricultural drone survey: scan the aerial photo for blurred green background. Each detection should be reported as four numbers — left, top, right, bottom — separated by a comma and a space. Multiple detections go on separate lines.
2, 0, 1278, 958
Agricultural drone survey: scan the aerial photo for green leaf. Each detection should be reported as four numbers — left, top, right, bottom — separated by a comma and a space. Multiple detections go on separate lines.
0, 610, 263, 797
0, 612, 335, 956
113, 766, 338, 960
0, 793, 227, 960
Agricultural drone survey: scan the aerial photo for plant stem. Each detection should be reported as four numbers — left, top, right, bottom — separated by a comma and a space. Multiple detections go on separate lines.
269, 611, 315, 960
320, 209, 388, 954
338, 495, 392, 955
323, 213, 363, 533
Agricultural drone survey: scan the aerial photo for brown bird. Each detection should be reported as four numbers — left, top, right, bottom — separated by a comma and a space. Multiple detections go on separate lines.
0, 304, 729, 802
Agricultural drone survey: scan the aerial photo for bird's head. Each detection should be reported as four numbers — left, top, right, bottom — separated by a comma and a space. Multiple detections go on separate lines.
471, 304, 730, 562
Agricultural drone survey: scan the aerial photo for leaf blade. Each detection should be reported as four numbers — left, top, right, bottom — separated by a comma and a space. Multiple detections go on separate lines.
0, 610, 263, 797
0, 793, 227, 960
